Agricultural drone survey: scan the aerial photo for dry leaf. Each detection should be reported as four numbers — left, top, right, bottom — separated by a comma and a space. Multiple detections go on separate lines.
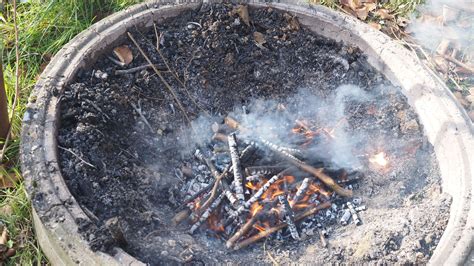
340, 0, 362, 11
113, 45, 133, 65
375, 9, 394, 20
0, 205, 12, 216
253, 32, 266, 45
0, 227, 7, 245
365, 3, 377, 11
0, 173, 20, 188
355, 7, 369, 20
232, 5, 250, 26
288, 16, 300, 31
368, 22, 382, 30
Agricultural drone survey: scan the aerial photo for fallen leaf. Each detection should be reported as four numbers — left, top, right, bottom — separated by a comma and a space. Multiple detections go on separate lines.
375, 9, 394, 20
231, 5, 250, 26
0, 227, 7, 245
365, 3, 377, 11
340, 0, 362, 11
113, 45, 133, 65
355, 7, 369, 20
283, 13, 301, 31
0, 172, 20, 189
253, 31, 266, 45
0, 204, 12, 216
368, 22, 382, 30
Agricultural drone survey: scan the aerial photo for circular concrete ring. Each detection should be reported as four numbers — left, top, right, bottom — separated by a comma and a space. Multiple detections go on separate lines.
20, 1, 473, 265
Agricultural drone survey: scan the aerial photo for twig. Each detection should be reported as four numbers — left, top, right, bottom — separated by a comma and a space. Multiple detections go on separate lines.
58, 146, 96, 168
130, 101, 153, 132
278, 195, 300, 240
153, 23, 161, 50
107, 56, 126, 67
233, 201, 331, 250
0, 0, 20, 162
228, 133, 245, 204
127, 32, 191, 124
442, 54, 474, 74
114, 64, 167, 75
189, 193, 225, 234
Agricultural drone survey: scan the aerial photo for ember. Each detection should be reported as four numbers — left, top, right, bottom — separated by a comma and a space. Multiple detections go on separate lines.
176, 115, 366, 250
369, 152, 389, 167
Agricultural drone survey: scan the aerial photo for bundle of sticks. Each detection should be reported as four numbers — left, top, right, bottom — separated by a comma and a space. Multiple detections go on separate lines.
175, 116, 358, 250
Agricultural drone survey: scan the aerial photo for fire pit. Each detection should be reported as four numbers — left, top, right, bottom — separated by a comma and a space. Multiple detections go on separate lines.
20, 1, 474, 265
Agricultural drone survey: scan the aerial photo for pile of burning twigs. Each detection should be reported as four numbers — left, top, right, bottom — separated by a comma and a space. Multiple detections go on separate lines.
174, 116, 366, 250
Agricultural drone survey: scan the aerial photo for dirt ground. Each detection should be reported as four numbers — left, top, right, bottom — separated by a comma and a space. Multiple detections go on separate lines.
57, 3, 450, 265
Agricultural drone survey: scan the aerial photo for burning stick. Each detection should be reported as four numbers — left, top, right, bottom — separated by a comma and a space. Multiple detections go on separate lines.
226, 212, 260, 249
277, 195, 300, 240
261, 138, 352, 197
240, 168, 293, 212
224, 116, 241, 130
195, 149, 237, 210
228, 133, 245, 204
189, 193, 225, 234
233, 201, 331, 250
290, 177, 311, 208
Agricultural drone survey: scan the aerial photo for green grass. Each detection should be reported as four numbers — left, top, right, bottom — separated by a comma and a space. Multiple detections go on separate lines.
0, 0, 424, 264
0, 1, 143, 264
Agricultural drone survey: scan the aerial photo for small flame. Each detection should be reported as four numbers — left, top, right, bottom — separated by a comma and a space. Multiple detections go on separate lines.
250, 202, 263, 217
369, 152, 389, 167
253, 224, 266, 232
245, 181, 257, 190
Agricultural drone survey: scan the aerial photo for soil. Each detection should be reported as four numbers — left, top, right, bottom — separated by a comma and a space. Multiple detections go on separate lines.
57, 3, 450, 265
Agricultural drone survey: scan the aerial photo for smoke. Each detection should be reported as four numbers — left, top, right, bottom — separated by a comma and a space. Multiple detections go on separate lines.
407, 0, 474, 54
181, 84, 374, 170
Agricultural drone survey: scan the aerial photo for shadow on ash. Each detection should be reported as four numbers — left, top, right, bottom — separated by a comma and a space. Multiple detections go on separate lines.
20, 1, 474, 265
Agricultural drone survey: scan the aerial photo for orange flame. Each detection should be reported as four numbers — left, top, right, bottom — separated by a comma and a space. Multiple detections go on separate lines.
369, 152, 389, 167
253, 224, 266, 232
250, 202, 263, 217
245, 181, 257, 190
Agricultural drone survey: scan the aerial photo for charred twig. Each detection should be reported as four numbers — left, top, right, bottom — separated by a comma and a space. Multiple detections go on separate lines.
278, 195, 300, 240
130, 101, 153, 132
245, 165, 287, 176
261, 138, 352, 197
233, 168, 293, 217
228, 133, 245, 204
226, 213, 259, 249
114, 64, 167, 75
233, 201, 331, 250
176, 182, 213, 210
58, 146, 96, 168
290, 177, 311, 208
189, 193, 225, 234
347, 202, 361, 225
127, 32, 191, 124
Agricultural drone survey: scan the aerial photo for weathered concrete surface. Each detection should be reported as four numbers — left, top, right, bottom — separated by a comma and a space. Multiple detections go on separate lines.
21, 0, 473, 265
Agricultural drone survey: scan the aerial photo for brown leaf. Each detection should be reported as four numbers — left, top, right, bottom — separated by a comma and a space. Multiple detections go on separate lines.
253, 31, 266, 45
0, 172, 20, 189
355, 7, 369, 20
375, 9, 394, 20
364, 3, 377, 11
368, 22, 382, 30
113, 45, 133, 65
0, 204, 12, 216
0, 227, 7, 246
283, 13, 301, 31
340, 0, 362, 11
232, 5, 250, 26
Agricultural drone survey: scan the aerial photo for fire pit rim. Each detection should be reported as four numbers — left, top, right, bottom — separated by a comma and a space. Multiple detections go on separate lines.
20, 0, 474, 264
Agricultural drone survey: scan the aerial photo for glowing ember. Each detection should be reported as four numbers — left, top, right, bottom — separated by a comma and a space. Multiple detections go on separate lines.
369, 152, 389, 167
